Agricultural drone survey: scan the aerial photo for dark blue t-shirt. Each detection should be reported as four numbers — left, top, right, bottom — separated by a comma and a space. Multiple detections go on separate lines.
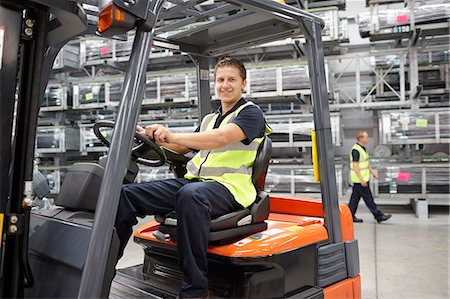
351, 144, 367, 162
195, 98, 266, 144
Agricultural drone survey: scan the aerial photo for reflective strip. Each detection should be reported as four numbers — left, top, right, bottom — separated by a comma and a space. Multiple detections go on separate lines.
204, 151, 257, 168
186, 161, 199, 176
200, 165, 251, 177
201, 114, 216, 131
211, 141, 261, 153
226, 102, 254, 124
186, 164, 252, 180
200, 150, 210, 159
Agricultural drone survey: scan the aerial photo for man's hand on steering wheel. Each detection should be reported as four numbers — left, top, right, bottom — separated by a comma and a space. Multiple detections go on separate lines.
136, 125, 145, 135
93, 120, 167, 167
144, 124, 174, 144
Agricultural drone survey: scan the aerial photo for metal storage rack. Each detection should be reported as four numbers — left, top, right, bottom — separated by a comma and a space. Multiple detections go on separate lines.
328, 44, 449, 109
79, 123, 109, 153
371, 162, 449, 206
379, 108, 450, 144
79, 37, 119, 65
52, 43, 80, 70
266, 164, 345, 197
245, 64, 312, 100
309, 7, 340, 42
79, 34, 173, 66
358, 3, 450, 41
267, 113, 342, 148
40, 84, 69, 112
286, 0, 346, 11
73, 81, 109, 109
36, 126, 79, 154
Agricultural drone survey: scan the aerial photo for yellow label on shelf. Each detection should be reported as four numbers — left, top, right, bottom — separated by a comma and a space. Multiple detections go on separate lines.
415, 118, 428, 128
85, 92, 94, 101
0, 213, 4, 246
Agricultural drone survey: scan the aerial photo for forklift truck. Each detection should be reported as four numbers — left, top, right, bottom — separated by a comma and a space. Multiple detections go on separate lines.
0, 0, 361, 298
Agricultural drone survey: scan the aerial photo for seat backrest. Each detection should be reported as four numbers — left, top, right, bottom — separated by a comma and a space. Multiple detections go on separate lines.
252, 137, 272, 191
99, 155, 139, 184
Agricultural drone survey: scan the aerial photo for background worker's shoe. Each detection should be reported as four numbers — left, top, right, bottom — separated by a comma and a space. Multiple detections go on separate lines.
352, 216, 363, 223
377, 214, 392, 223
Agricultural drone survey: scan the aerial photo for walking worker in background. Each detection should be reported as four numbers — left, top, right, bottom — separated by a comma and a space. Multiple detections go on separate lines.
349, 131, 392, 223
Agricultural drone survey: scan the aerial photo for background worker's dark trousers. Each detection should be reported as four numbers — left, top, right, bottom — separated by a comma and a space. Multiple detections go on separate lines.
348, 183, 383, 220
115, 178, 241, 297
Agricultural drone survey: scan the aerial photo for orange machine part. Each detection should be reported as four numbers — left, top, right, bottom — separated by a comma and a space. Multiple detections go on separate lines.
324, 275, 361, 299
98, 4, 113, 33
135, 195, 355, 256
270, 196, 324, 217
135, 215, 329, 258
270, 196, 354, 241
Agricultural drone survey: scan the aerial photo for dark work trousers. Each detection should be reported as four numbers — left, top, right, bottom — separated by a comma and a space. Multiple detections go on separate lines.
348, 183, 383, 220
115, 177, 241, 297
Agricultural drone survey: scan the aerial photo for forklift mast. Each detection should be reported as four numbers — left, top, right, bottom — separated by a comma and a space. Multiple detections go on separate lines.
0, 0, 343, 298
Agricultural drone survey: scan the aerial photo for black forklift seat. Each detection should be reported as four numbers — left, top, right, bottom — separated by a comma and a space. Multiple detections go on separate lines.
55, 157, 138, 212
153, 137, 272, 244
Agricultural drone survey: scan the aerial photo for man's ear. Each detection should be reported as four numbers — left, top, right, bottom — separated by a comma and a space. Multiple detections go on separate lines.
242, 79, 247, 91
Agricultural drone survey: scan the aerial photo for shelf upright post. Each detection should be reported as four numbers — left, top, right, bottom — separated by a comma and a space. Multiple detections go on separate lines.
409, 0, 420, 110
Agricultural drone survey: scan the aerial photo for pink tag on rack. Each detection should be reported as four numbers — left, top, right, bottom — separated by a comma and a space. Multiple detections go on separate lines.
396, 14, 408, 25
100, 46, 109, 55
397, 171, 410, 182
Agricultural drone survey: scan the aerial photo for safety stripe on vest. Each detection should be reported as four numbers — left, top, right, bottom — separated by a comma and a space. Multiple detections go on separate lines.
210, 141, 261, 153
185, 100, 270, 207
187, 164, 251, 177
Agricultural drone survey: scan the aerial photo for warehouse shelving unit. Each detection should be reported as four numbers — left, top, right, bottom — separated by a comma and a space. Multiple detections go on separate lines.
379, 108, 450, 145
33, 0, 449, 213
370, 162, 449, 217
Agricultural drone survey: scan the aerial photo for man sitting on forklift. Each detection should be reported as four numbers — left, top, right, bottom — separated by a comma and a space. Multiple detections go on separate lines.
114, 57, 272, 299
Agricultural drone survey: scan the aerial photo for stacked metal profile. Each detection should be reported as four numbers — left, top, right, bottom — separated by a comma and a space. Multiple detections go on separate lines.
374, 163, 449, 196
358, 3, 450, 37
265, 164, 345, 196
379, 109, 450, 144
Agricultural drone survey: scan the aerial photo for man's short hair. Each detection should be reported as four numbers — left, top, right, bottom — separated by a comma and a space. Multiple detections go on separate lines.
356, 131, 368, 141
214, 57, 246, 80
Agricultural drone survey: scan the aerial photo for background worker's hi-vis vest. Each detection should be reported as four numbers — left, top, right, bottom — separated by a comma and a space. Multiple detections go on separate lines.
184, 102, 272, 208
350, 143, 370, 183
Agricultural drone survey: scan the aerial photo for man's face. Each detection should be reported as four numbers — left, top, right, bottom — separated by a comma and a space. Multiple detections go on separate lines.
359, 133, 369, 146
215, 66, 247, 105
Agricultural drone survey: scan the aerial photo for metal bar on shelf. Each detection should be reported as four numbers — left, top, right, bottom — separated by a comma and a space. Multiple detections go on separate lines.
400, 54, 406, 103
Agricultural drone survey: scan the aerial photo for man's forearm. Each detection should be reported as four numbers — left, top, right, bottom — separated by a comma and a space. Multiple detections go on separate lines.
158, 142, 191, 154
171, 130, 229, 150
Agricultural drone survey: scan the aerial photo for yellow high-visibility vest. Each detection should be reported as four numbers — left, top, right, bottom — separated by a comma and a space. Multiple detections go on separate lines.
185, 102, 272, 208
350, 143, 370, 183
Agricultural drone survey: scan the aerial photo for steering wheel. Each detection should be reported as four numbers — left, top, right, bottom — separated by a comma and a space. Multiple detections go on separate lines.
93, 120, 167, 167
